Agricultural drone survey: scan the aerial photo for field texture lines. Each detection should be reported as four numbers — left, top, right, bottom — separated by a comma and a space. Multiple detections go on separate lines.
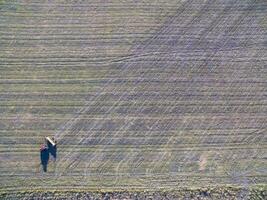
0, 0, 267, 195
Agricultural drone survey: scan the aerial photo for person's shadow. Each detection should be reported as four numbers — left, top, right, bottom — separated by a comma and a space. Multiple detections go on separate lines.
40, 145, 49, 172
40, 139, 57, 172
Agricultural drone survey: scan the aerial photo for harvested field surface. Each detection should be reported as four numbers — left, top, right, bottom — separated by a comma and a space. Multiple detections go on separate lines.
0, 0, 266, 198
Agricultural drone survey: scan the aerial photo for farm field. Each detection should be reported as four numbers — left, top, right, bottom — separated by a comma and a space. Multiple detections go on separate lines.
0, 0, 267, 198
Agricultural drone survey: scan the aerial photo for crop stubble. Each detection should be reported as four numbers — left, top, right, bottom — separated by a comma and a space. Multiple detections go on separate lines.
0, 0, 266, 192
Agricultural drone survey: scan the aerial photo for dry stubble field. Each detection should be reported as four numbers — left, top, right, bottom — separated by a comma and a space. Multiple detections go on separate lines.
0, 0, 267, 199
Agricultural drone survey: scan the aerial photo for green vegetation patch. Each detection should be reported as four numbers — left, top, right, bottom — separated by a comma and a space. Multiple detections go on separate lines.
0, 185, 266, 200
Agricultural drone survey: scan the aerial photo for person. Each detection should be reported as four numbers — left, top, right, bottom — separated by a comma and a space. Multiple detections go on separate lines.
47, 137, 57, 160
